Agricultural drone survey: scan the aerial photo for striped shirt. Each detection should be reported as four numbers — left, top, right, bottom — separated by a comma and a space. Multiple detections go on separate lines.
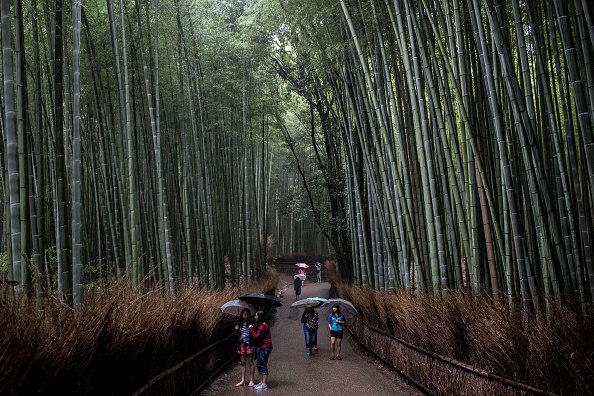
239, 322, 250, 344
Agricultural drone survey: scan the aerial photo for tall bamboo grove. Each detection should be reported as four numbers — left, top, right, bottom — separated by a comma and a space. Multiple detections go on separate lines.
268, 0, 594, 314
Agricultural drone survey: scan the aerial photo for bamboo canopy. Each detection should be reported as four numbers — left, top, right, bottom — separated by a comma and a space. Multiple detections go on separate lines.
0, 0, 592, 315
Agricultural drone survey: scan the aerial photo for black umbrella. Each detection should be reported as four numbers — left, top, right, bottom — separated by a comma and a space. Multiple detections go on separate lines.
238, 293, 283, 308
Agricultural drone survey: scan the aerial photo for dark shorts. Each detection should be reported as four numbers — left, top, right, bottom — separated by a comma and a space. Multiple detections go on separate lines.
330, 330, 343, 339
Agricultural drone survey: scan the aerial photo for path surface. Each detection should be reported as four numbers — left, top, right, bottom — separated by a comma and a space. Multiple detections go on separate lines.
200, 274, 419, 396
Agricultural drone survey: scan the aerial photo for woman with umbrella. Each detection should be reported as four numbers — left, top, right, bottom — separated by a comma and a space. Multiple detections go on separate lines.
301, 306, 319, 355
249, 311, 273, 390
328, 304, 346, 360
296, 263, 309, 287
319, 298, 357, 360
234, 308, 256, 387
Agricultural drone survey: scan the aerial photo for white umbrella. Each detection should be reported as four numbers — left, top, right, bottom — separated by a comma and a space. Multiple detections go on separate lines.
295, 263, 309, 269
290, 297, 327, 308
319, 298, 358, 318
220, 299, 255, 316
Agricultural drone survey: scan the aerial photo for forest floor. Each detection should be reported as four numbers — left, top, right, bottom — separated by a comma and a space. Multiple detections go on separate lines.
199, 273, 419, 396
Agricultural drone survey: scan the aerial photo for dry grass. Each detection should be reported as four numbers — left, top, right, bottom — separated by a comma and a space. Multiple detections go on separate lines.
0, 273, 278, 395
333, 281, 594, 395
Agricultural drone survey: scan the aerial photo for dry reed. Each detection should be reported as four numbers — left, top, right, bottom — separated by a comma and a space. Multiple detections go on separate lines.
0, 273, 279, 395
333, 280, 594, 395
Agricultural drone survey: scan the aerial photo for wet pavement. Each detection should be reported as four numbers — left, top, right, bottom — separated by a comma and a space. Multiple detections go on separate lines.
199, 274, 419, 396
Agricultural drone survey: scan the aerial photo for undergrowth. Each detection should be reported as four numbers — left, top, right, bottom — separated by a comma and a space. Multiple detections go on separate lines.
332, 280, 594, 395
0, 273, 279, 395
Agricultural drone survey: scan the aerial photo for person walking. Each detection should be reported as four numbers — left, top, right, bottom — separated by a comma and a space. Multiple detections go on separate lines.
301, 306, 319, 355
249, 311, 273, 390
298, 268, 306, 286
315, 262, 322, 283
293, 276, 302, 300
328, 304, 346, 360
234, 308, 255, 387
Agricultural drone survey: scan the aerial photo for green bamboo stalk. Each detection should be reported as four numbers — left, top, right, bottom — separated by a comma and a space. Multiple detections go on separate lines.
1, 0, 21, 290
15, 0, 30, 291
31, 0, 46, 308
71, 0, 83, 308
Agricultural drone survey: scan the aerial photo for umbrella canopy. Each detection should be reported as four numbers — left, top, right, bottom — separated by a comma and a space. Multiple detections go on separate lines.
239, 293, 283, 308
294, 274, 306, 280
220, 299, 255, 316
290, 297, 327, 308
295, 263, 309, 269
319, 298, 358, 318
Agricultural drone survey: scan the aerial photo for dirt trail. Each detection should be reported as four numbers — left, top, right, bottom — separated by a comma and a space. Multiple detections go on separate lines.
200, 274, 418, 396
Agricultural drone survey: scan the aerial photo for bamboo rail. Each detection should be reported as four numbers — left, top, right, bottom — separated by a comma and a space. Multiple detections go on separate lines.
132, 332, 235, 396
346, 317, 559, 396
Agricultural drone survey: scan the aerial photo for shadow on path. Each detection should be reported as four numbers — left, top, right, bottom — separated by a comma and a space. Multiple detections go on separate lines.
200, 274, 419, 395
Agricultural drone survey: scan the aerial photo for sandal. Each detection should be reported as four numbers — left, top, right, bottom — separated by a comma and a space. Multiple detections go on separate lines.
330, 356, 335, 360
336, 356, 342, 360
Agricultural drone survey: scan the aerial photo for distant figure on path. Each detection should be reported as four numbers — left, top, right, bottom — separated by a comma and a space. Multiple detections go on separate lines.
249, 311, 273, 390
293, 276, 302, 300
234, 308, 255, 387
315, 262, 322, 283
328, 304, 346, 360
301, 306, 319, 355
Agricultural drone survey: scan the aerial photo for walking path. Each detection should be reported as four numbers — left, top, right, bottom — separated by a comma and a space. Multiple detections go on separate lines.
200, 274, 419, 396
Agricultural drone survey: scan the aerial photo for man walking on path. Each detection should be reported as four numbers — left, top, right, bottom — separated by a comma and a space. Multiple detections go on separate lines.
293, 276, 302, 300
315, 262, 322, 283
200, 274, 418, 396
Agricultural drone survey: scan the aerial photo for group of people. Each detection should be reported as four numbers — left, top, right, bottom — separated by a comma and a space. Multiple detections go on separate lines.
301, 304, 345, 359
234, 309, 273, 390
293, 261, 323, 300
233, 302, 346, 390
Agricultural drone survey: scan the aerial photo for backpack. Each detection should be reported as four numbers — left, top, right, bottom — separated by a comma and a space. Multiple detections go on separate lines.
306, 313, 318, 331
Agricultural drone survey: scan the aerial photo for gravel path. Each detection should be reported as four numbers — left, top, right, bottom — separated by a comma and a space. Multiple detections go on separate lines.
200, 275, 419, 396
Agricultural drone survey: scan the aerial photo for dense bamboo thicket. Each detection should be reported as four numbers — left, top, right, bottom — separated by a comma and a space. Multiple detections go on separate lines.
0, 0, 329, 306
2, 0, 593, 316
257, 0, 594, 314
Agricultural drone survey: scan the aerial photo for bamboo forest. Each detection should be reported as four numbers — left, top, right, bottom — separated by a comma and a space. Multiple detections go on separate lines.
1, 0, 593, 395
